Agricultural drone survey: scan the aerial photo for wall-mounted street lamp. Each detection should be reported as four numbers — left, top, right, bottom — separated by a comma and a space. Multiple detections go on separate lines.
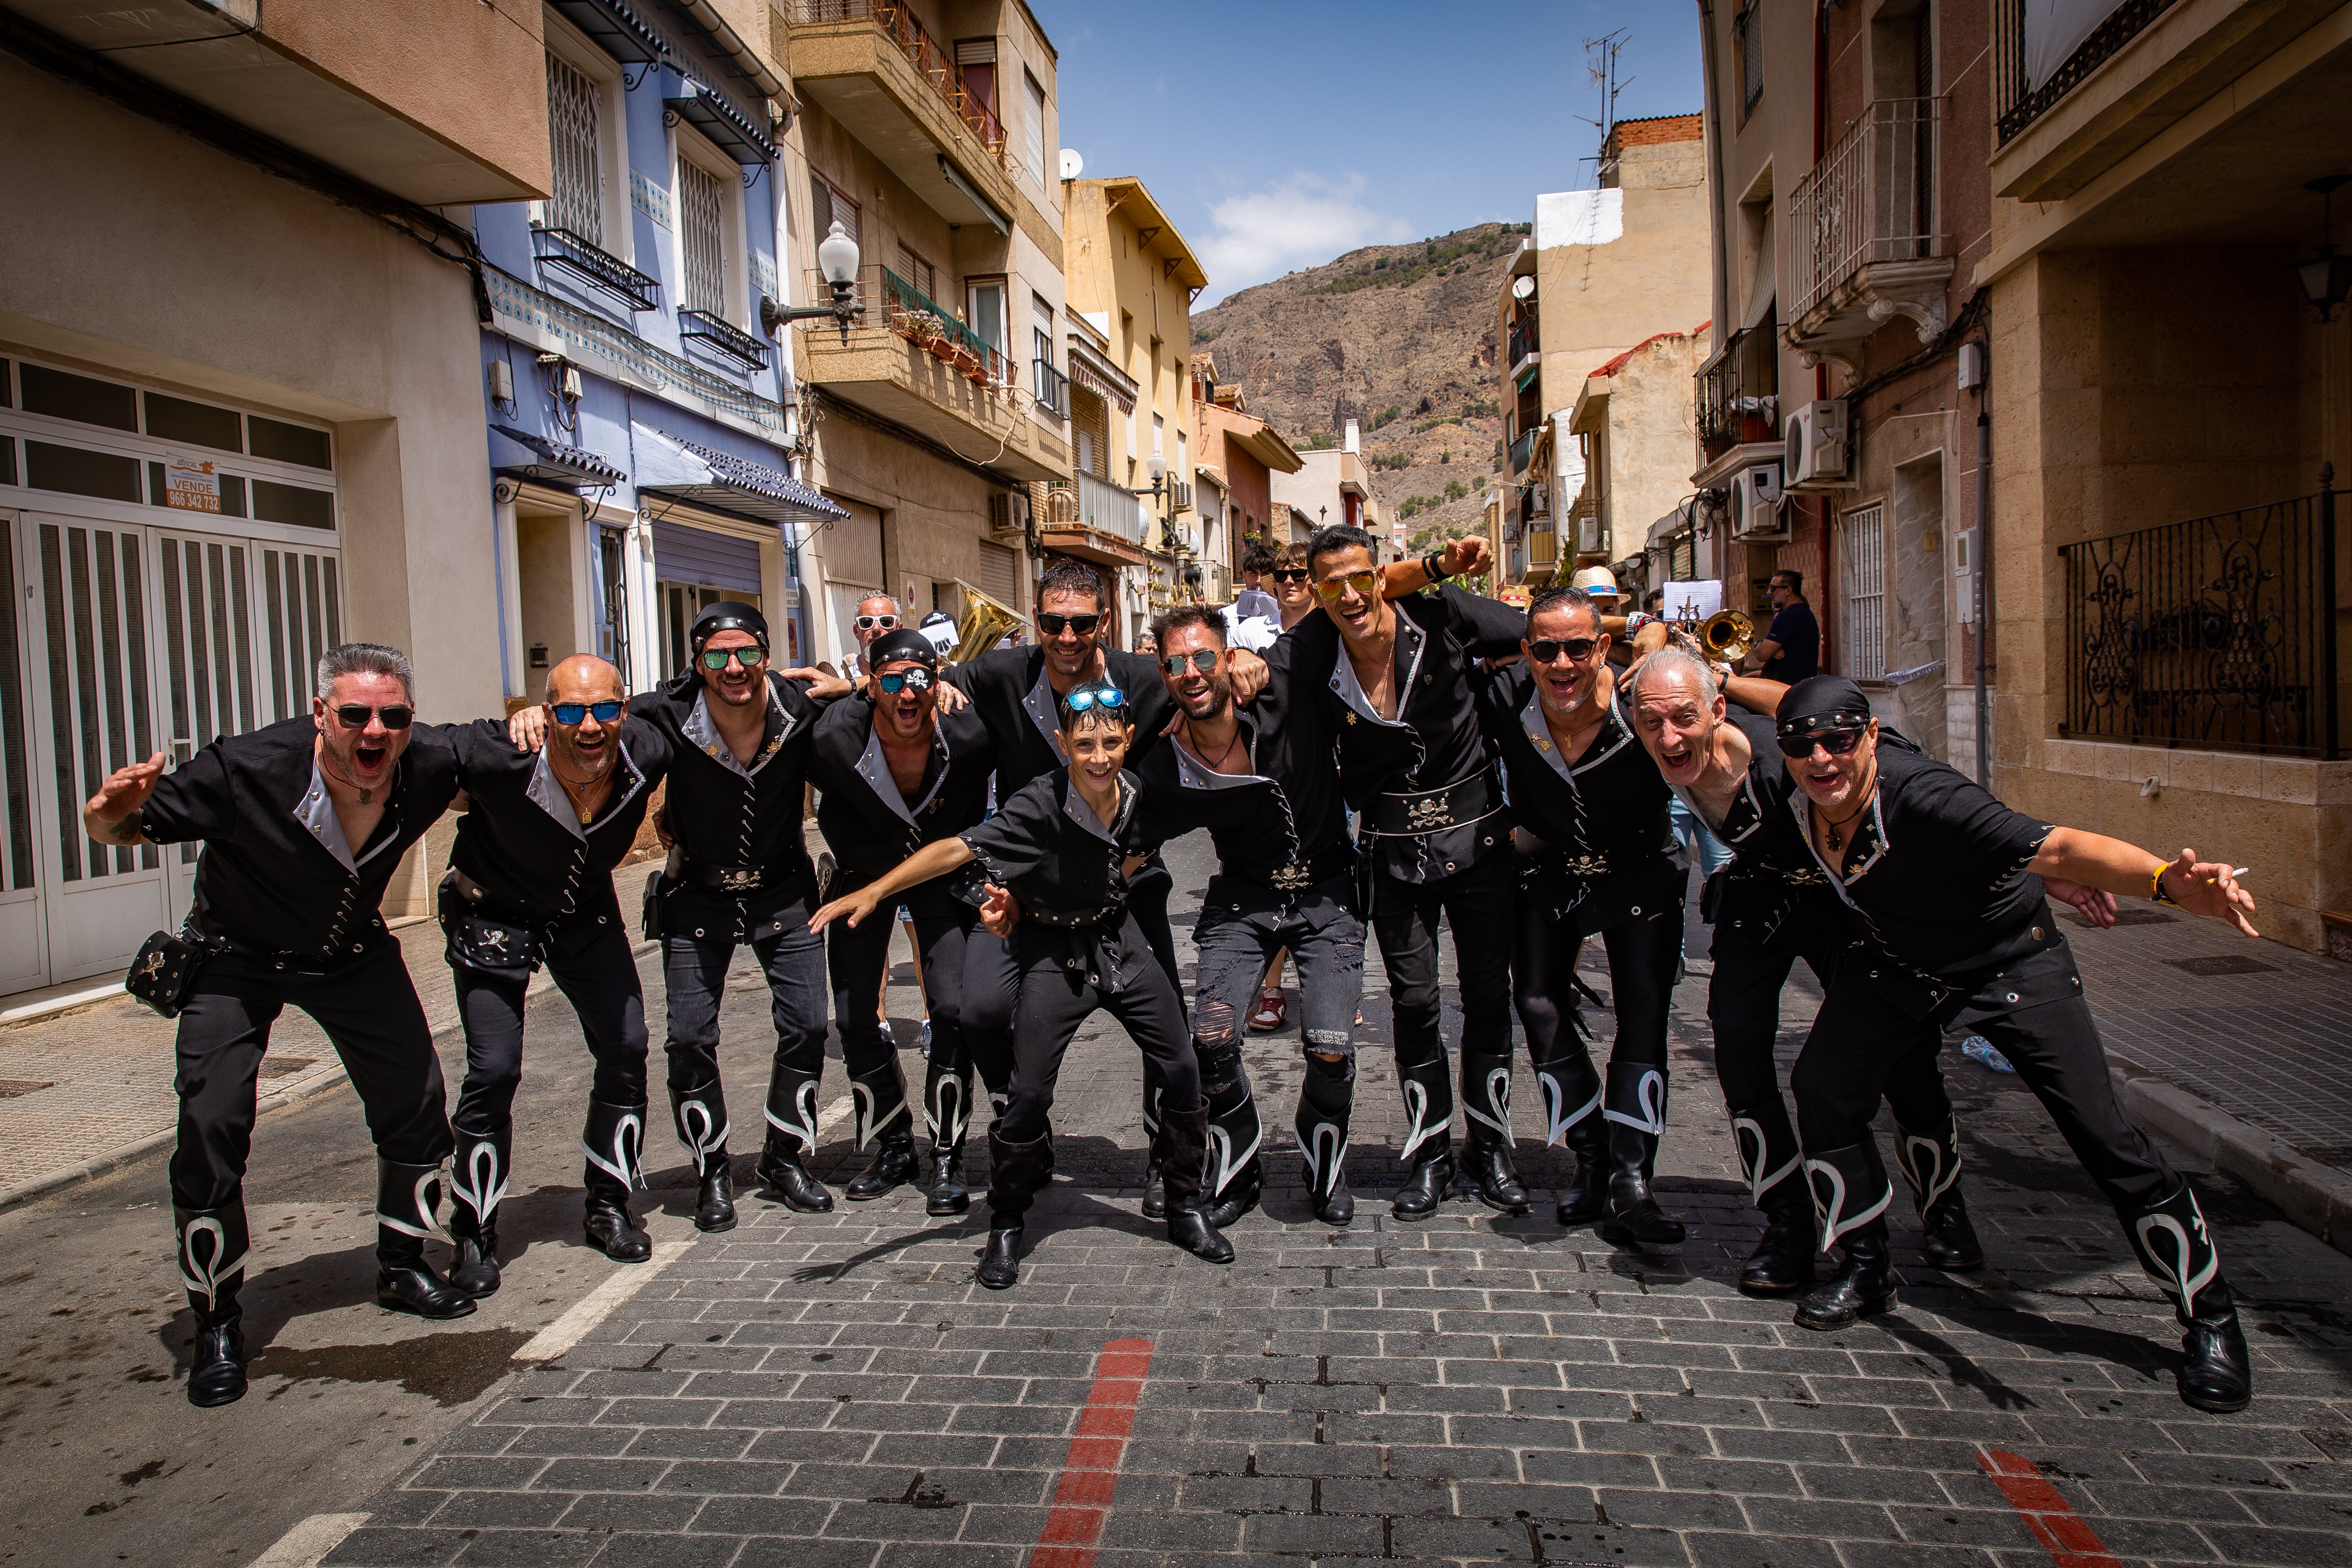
2297, 176, 2352, 322
1144, 451, 1185, 554
760, 221, 865, 345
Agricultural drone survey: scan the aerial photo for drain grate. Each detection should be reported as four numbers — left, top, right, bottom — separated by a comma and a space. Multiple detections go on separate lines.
2166, 954, 2280, 976
256, 1057, 318, 1080
0, 1079, 56, 1098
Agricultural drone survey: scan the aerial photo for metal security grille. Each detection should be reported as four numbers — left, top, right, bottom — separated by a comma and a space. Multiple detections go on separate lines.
976, 540, 1018, 603
258, 545, 342, 726
1840, 503, 1887, 682
0, 525, 33, 892
35, 522, 159, 881
546, 51, 604, 247
157, 534, 259, 869
677, 159, 726, 316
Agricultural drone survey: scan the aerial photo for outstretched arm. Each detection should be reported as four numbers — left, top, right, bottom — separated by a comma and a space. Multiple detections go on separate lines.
1723, 674, 1787, 716
807, 838, 976, 934
82, 751, 168, 846
2031, 832, 2257, 938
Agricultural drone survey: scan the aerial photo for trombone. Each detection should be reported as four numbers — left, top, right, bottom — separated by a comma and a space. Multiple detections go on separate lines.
947, 579, 1023, 664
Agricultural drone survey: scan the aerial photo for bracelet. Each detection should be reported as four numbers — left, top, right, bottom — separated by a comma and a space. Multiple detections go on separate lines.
2149, 862, 2179, 905
1423, 551, 1448, 583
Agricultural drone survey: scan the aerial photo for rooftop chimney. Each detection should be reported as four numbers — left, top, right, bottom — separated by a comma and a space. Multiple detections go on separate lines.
1343, 418, 1360, 454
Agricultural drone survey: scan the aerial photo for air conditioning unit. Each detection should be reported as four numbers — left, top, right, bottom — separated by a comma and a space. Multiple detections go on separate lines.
1730, 464, 1786, 540
1783, 400, 1850, 490
1574, 507, 1603, 555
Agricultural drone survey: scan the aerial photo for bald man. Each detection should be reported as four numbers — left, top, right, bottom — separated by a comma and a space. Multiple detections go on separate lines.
436, 656, 675, 1296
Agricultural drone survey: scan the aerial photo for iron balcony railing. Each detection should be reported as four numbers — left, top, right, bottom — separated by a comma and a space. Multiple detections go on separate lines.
2059, 477, 2342, 759
783, 0, 1010, 171
679, 308, 769, 370
1032, 357, 1067, 415
814, 264, 1021, 394
1696, 325, 1777, 452
1507, 319, 1539, 369
531, 224, 661, 314
1509, 428, 1535, 474
1994, 0, 2182, 145
1072, 470, 1148, 544
1786, 97, 1947, 323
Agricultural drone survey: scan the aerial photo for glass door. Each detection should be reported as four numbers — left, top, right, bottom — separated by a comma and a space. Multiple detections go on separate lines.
0, 514, 47, 993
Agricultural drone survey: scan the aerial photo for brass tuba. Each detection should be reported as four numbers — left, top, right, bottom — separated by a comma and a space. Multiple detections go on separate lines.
948, 579, 1023, 664
1696, 608, 1756, 664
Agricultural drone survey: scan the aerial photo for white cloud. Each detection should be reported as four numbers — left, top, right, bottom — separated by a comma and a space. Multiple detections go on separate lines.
1194, 173, 1412, 305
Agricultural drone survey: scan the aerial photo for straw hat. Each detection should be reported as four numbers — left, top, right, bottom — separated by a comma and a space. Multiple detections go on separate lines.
1567, 565, 1627, 604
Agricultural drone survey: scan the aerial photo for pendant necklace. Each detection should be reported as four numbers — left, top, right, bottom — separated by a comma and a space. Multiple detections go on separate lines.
1820, 785, 1877, 854
549, 759, 608, 824
319, 757, 375, 805
1188, 719, 1244, 772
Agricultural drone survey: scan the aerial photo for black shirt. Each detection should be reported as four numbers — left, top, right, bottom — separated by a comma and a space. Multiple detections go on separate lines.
960, 769, 1160, 990
944, 645, 1175, 797
1132, 636, 1350, 888
1286, 586, 1526, 882
1480, 666, 1686, 934
1681, 708, 1843, 952
629, 667, 827, 930
1763, 602, 1820, 683
808, 695, 996, 885
139, 716, 460, 962
442, 718, 668, 927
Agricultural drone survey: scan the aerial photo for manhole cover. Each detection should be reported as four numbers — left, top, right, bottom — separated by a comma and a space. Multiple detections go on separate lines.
2067, 906, 2175, 928
256, 1057, 318, 1079
0, 1079, 56, 1098
2165, 954, 2279, 976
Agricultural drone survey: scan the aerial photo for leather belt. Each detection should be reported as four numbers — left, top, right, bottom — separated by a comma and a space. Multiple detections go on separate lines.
1363, 767, 1504, 839
677, 856, 801, 894
1223, 842, 1355, 893
1025, 903, 1118, 929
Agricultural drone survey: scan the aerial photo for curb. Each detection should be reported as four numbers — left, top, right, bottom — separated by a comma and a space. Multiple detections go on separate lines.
2108, 1054, 2352, 1260
0, 939, 660, 1217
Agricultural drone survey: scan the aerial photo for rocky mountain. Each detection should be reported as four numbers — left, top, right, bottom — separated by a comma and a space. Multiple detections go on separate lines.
1189, 222, 1529, 554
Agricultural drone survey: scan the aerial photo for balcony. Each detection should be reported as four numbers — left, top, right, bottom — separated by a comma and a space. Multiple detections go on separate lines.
782, 0, 1016, 233
793, 265, 1068, 483
532, 225, 661, 313
1038, 473, 1149, 569
1695, 325, 1779, 464
1507, 320, 1540, 379
1782, 99, 1953, 375
1509, 429, 1535, 475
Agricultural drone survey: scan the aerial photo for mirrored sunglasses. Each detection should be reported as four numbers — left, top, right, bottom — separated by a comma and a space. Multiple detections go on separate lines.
551, 700, 624, 725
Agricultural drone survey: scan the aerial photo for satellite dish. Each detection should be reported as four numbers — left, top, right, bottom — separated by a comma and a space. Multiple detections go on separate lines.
1511, 275, 1536, 301
1059, 148, 1084, 181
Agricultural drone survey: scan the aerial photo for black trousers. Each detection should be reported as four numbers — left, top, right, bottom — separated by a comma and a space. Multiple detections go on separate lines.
1369, 851, 1517, 1075
827, 881, 974, 1081
171, 941, 450, 1211
996, 912, 1200, 1144
661, 918, 827, 1092
1515, 898, 1680, 1083
450, 915, 649, 1139
1793, 971, 2176, 1215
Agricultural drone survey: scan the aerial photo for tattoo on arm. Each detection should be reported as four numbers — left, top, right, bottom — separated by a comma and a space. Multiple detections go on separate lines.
109, 809, 144, 844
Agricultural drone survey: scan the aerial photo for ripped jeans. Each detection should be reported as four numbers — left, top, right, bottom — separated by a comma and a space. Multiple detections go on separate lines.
1190, 871, 1366, 1059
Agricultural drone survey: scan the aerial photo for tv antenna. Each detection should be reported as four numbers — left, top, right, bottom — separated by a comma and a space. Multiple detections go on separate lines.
1574, 29, 1634, 185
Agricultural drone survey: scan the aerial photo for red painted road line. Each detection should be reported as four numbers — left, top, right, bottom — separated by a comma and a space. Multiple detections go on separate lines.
1030, 1337, 1155, 1568
1978, 1449, 2125, 1568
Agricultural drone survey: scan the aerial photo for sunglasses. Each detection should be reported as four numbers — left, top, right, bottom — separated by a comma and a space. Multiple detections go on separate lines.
1062, 685, 1126, 714
1314, 568, 1379, 601
1161, 650, 1220, 676
854, 614, 898, 631
1527, 637, 1600, 665
699, 646, 765, 671
551, 699, 624, 725
1270, 568, 1310, 584
1777, 728, 1867, 758
876, 668, 934, 694
1036, 612, 1102, 636
329, 703, 413, 729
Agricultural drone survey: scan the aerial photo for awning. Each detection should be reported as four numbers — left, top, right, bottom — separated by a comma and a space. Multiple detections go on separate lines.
661, 69, 776, 165
1194, 464, 1229, 492
1065, 337, 1138, 411
490, 425, 627, 488
632, 423, 846, 528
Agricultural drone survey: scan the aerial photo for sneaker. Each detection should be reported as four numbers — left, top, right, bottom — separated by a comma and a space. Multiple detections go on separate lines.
918, 1018, 933, 1058
1248, 990, 1286, 1032
878, 1018, 897, 1048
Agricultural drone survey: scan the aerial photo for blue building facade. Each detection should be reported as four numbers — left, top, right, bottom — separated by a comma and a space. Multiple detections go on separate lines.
473, 0, 841, 699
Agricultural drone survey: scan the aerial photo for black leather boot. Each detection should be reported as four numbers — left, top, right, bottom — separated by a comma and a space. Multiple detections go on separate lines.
374, 1160, 476, 1320
446, 1127, 508, 1298
845, 1061, 917, 1200
670, 1080, 736, 1233
757, 1062, 834, 1212
1391, 1051, 1456, 1220
1157, 1102, 1235, 1263
1895, 1114, 1984, 1271
1793, 1142, 1897, 1329
1139, 1078, 1167, 1220
176, 1204, 250, 1408
1731, 1104, 1811, 1295
921, 1060, 975, 1215
1555, 1114, 1609, 1225
582, 1099, 652, 1262
1198, 1042, 1264, 1228
1534, 1034, 1604, 1224
2129, 1182, 2253, 1412
1597, 1063, 1685, 1245
1459, 1048, 1529, 1213
1294, 1053, 1357, 1226
979, 1127, 1056, 1289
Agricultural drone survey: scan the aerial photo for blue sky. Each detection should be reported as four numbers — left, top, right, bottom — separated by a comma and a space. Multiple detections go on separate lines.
1029, 0, 1707, 305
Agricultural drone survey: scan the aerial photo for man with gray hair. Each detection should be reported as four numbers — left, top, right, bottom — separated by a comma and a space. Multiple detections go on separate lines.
82, 643, 471, 1410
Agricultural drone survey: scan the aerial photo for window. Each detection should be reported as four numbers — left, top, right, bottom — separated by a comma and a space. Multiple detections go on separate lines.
1737, 0, 1765, 115
955, 39, 997, 115
1840, 503, 1886, 681
897, 243, 936, 301
1022, 71, 1047, 183
809, 173, 859, 247
1032, 293, 1054, 369
677, 158, 727, 316
1152, 413, 1165, 460
545, 49, 604, 245
967, 279, 1007, 353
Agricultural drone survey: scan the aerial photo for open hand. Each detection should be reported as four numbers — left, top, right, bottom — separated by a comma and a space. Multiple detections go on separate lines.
786, 666, 853, 702
2159, 847, 2259, 938
808, 888, 881, 935
933, 680, 970, 715
88, 750, 167, 820
2042, 876, 2117, 929
977, 883, 1020, 938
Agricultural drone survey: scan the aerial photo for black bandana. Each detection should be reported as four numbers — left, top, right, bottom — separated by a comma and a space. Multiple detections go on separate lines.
690, 600, 769, 653
1775, 674, 1874, 738
866, 629, 940, 669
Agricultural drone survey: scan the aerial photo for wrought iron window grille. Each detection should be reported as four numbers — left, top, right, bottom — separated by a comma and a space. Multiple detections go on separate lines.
679, 308, 770, 370
531, 225, 661, 313
1996, 0, 2181, 146
484, 267, 787, 433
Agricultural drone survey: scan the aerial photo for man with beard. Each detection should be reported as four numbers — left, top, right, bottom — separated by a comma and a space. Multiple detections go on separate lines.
1625, 650, 1983, 1296
515, 604, 850, 1223
433, 655, 665, 1297
1768, 674, 2261, 1411
81, 644, 469, 1408
1133, 604, 1361, 1226
806, 631, 996, 1213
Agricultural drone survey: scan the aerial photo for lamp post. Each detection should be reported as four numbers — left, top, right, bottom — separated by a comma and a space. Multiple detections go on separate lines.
760, 221, 865, 345
1145, 450, 1184, 556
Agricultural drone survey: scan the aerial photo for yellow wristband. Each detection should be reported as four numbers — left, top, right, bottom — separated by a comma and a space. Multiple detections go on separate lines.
2149, 862, 2179, 905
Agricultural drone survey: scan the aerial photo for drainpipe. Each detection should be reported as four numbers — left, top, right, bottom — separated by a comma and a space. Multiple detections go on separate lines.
1975, 372, 1993, 785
